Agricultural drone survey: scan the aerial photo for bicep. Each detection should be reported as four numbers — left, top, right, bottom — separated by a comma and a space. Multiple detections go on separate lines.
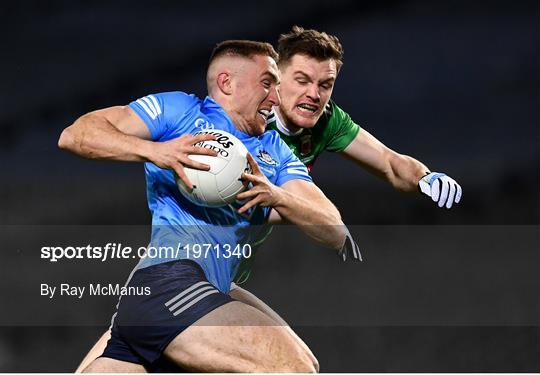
91, 105, 152, 140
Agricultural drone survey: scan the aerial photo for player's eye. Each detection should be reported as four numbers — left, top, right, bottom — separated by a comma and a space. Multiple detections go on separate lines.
296, 79, 308, 85
320, 83, 333, 90
262, 80, 271, 88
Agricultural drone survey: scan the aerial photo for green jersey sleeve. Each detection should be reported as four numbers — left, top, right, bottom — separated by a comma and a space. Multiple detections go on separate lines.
324, 101, 361, 152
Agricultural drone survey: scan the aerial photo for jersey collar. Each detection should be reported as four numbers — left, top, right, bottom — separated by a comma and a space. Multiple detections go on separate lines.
272, 107, 304, 136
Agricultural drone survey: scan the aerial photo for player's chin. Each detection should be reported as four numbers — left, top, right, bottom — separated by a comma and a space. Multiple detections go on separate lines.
258, 114, 269, 131
292, 108, 319, 128
249, 117, 266, 136
293, 114, 318, 128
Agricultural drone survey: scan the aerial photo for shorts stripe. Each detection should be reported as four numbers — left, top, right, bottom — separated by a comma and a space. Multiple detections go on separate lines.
172, 289, 220, 316
164, 281, 209, 307
105, 260, 233, 367
167, 285, 215, 312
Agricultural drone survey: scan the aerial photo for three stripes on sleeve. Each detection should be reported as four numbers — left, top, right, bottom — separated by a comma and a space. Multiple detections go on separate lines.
136, 95, 162, 120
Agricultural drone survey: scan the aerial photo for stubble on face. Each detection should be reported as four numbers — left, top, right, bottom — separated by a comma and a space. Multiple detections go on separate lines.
277, 54, 337, 132
231, 55, 280, 136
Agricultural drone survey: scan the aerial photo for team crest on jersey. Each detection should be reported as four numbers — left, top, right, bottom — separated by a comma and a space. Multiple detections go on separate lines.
256, 150, 278, 166
300, 134, 312, 156
194, 118, 215, 129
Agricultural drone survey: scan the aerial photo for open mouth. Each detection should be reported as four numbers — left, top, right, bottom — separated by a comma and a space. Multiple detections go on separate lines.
257, 109, 270, 120
296, 103, 318, 114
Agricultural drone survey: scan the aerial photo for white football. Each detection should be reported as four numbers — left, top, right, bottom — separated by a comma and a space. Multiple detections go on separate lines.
176, 130, 251, 207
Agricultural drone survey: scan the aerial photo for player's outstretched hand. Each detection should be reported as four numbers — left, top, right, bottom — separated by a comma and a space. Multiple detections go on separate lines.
418, 172, 462, 209
338, 227, 362, 262
151, 133, 218, 190
236, 153, 282, 214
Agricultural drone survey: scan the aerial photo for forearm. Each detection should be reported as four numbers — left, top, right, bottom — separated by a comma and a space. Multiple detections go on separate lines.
58, 112, 154, 162
238, 159, 347, 251
386, 153, 429, 193
273, 188, 346, 250
342, 130, 429, 193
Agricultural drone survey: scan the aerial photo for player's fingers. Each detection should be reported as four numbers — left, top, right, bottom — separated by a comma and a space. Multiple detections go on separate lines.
174, 166, 193, 190
343, 231, 361, 261
182, 158, 211, 171
438, 179, 449, 208
246, 153, 262, 175
352, 243, 362, 261
178, 154, 210, 170
455, 183, 462, 203
352, 238, 362, 261
240, 171, 262, 184
190, 133, 216, 144
190, 145, 218, 157
237, 196, 261, 214
431, 179, 440, 202
446, 181, 456, 209
236, 188, 259, 201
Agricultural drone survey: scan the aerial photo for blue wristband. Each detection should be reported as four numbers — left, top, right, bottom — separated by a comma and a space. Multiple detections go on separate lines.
427, 172, 446, 185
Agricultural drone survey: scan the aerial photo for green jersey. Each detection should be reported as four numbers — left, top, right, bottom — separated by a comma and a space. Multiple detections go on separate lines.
266, 100, 361, 172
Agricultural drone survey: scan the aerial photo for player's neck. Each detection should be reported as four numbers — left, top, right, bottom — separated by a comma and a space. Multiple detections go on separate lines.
213, 95, 253, 135
275, 107, 303, 136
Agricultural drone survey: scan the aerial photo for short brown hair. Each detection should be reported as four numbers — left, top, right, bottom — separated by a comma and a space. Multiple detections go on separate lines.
277, 26, 344, 71
209, 40, 278, 64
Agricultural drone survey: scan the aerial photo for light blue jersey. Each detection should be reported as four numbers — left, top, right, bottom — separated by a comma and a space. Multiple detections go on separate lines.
128, 92, 312, 293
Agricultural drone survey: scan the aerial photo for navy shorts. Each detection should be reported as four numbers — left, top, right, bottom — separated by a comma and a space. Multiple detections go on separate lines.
102, 259, 233, 370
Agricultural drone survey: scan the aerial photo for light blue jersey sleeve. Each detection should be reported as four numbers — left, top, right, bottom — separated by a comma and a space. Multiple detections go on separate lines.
274, 137, 313, 186
128, 91, 198, 140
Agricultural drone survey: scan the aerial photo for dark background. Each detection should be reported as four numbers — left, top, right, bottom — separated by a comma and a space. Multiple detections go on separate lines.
0, 0, 539, 372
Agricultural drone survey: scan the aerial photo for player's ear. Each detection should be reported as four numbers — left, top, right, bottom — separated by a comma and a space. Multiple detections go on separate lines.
216, 72, 233, 95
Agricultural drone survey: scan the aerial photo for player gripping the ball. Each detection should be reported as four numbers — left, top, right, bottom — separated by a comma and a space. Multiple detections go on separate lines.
60, 40, 361, 372
73, 27, 462, 372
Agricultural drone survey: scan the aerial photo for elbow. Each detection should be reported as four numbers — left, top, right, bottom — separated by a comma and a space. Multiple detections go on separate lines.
59, 114, 89, 153
59, 112, 94, 152
58, 126, 75, 151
